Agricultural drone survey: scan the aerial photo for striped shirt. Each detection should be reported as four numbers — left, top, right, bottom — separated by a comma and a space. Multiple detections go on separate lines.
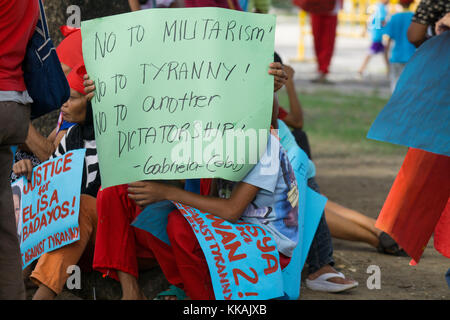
52, 125, 101, 197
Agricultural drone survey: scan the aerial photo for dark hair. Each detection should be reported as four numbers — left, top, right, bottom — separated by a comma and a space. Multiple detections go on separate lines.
274, 52, 283, 64
11, 185, 21, 203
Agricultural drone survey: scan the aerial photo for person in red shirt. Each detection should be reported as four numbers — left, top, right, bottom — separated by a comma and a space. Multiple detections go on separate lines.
0, 0, 39, 300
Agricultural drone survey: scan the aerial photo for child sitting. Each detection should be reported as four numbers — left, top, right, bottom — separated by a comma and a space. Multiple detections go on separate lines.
86, 62, 289, 299
12, 63, 101, 300
127, 100, 298, 299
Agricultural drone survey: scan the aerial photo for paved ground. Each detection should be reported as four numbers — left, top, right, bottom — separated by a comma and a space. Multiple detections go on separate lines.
274, 14, 391, 96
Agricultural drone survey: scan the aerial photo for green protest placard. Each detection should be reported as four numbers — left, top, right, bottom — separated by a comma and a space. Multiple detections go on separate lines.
81, 7, 276, 188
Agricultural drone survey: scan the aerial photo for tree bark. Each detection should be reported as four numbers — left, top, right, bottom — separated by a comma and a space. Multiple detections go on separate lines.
33, 0, 131, 136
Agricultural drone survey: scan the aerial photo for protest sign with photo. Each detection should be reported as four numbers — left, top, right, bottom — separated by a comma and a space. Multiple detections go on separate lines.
11, 149, 86, 269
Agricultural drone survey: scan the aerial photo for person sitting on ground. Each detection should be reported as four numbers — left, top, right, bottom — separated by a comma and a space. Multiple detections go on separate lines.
112, 89, 295, 300
13, 63, 101, 300
83, 62, 288, 300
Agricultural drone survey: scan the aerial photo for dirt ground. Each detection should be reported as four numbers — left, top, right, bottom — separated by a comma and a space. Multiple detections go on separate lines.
299, 143, 450, 300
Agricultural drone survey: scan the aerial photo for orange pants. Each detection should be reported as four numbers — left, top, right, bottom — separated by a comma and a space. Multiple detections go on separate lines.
30, 195, 98, 294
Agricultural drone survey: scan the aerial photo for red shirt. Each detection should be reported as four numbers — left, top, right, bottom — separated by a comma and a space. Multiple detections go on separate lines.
0, 0, 39, 91
278, 106, 288, 120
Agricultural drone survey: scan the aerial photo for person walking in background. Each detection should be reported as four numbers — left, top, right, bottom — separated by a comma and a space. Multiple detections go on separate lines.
358, 0, 390, 77
384, 0, 416, 92
309, 0, 343, 84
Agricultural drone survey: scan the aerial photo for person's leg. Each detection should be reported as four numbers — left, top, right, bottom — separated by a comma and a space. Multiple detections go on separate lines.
318, 14, 338, 76
389, 63, 405, 93
325, 204, 379, 248
305, 212, 335, 275
117, 270, 146, 300
291, 128, 312, 160
30, 195, 98, 299
358, 54, 372, 75
326, 200, 381, 238
310, 13, 323, 74
166, 210, 215, 300
93, 184, 147, 299
305, 178, 357, 289
382, 46, 390, 76
0, 101, 30, 300
311, 14, 337, 81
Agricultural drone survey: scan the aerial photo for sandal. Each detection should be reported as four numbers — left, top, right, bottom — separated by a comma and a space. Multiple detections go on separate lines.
377, 232, 408, 256
153, 285, 187, 300
305, 272, 358, 293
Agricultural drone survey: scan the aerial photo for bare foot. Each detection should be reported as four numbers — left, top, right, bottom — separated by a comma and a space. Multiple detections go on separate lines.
118, 271, 147, 300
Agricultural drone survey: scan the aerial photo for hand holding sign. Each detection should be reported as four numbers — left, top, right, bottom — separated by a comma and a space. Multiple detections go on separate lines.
81, 8, 277, 188
13, 159, 34, 181
12, 149, 86, 268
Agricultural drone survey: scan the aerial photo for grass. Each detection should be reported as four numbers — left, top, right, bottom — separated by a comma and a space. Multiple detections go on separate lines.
277, 89, 408, 156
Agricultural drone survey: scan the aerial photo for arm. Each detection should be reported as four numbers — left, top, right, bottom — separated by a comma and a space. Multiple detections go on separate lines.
280, 65, 303, 129
22, 123, 57, 162
407, 21, 428, 47
435, 12, 450, 35
127, 180, 259, 223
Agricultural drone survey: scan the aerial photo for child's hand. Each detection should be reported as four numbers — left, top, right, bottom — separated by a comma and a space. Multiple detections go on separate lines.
83, 74, 96, 101
13, 159, 33, 181
127, 181, 168, 208
283, 64, 295, 82
435, 12, 450, 35
269, 62, 288, 92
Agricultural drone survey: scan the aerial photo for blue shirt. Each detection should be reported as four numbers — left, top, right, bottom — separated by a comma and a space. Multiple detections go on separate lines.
217, 134, 300, 257
384, 12, 416, 63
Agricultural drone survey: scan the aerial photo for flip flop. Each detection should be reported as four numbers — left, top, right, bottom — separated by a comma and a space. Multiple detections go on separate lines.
305, 272, 358, 293
153, 285, 187, 300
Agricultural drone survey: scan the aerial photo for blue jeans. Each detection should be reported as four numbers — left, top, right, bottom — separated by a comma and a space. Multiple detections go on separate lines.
446, 269, 450, 289
305, 177, 335, 275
